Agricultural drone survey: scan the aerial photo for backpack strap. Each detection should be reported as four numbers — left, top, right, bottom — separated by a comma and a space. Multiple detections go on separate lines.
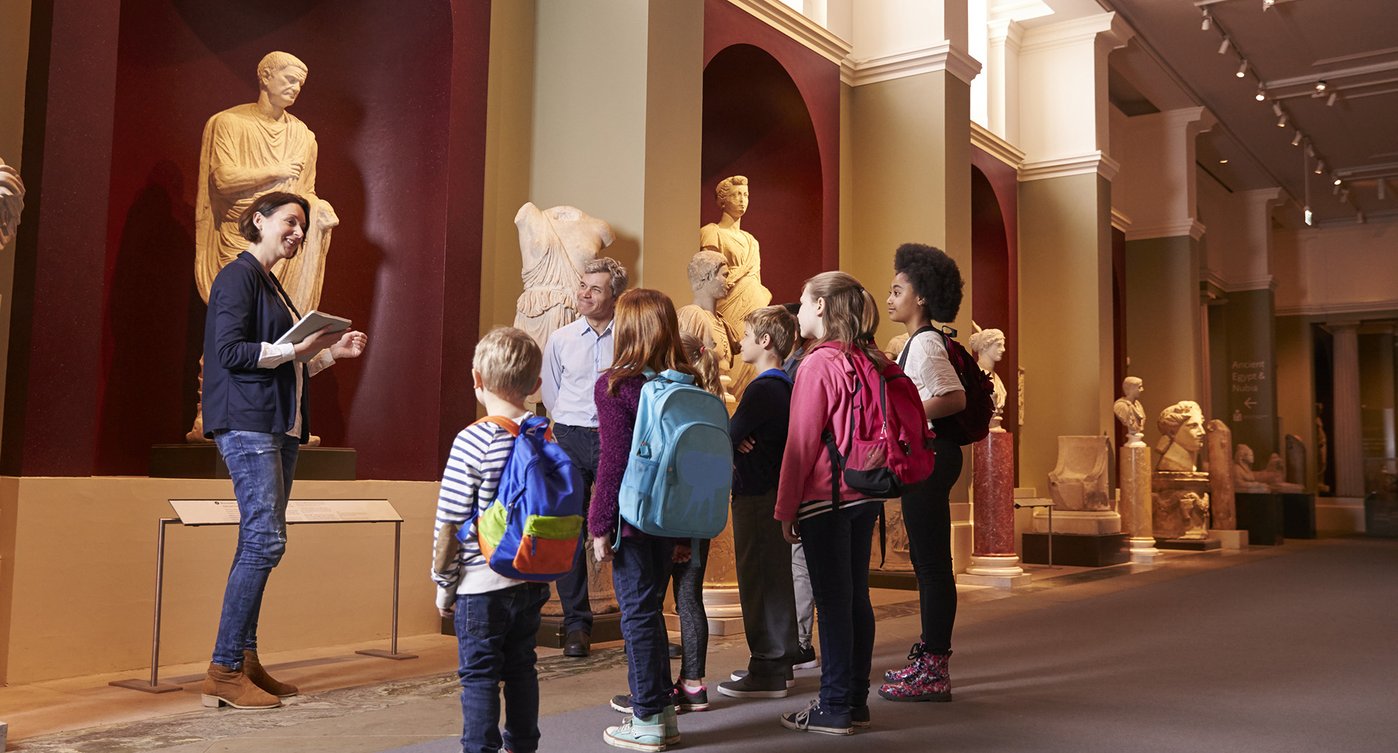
472, 415, 521, 436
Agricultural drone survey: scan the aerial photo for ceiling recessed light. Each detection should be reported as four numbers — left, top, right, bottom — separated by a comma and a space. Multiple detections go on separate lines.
1219, 159, 1230, 165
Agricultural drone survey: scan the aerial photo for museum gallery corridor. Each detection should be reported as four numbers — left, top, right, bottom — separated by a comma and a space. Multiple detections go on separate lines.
12, 537, 1395, 753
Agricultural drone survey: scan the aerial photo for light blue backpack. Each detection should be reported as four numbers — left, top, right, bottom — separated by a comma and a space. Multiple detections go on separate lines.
617, 369, 733, 541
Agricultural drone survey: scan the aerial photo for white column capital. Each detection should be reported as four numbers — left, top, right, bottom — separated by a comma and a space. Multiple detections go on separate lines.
727, 0, 852, 66
1019, 10, 1133, 56
1020, 151, 1119, 182
987, 18, 1024, 50
846, 41, 982, 87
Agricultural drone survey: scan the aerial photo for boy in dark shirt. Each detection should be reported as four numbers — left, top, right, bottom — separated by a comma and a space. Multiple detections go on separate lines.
717, 306, 801, 698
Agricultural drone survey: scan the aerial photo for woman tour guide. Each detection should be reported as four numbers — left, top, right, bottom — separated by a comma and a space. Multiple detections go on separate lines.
199, 191, 368, 709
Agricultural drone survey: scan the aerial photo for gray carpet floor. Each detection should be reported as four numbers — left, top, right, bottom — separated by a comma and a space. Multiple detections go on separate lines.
387, 537, 1398, 753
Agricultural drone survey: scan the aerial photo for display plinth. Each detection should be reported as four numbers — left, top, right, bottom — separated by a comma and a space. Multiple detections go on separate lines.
699, 586, 745, 635
957, 555, 1032, 588
1119, 442, 1160, 563
151, 443, 356, 480
1154, 536, 1222, 551
1366, 494, 1398, 537
1236, 492, 1285, 546
533, 612, 624, 647
1209, 529, 1249, 549
868, 571, 919, 590
1022, 532, 1129, 566
1031, 509, 1121, 535
1281, 493, 1317, 539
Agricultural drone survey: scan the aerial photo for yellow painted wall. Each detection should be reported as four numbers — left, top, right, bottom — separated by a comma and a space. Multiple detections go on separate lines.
0, 477, 439, 684
1125, 234, 1204, 418
1017, 173, 1115, 491
0, 0, 32, 454
480, 0, 538, 338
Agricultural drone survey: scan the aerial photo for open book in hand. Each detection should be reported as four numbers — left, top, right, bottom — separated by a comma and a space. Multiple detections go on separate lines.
274, 310, 352, 360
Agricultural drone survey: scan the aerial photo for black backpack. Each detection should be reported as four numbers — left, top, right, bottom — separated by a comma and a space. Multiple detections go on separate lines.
899, 326, 994, 446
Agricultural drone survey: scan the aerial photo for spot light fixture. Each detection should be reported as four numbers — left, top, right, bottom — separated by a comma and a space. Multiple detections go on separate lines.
1379, 180, 1388, 202
1315, 160, 1324, 175
1277, 113, 1288, 128
1218, 37, 1232, 55
1333, 175, 1343, 186
1327, 92, 1339, 107
1202, 10, 1212, 31
1315, 80, 1328, 93
1236, 60, 1249, 78
1272, 102, 1284, 118
1255, 85, 1266, 101
1263, 0, 1276, 10
1291, 130, 1303, 146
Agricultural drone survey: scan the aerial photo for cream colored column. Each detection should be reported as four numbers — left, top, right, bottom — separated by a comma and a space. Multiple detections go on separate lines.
1118, 107, 1213, 414
1016, 12, 1132, 491
846, 0, 978, 345
1329, 322, 1364, 497
984, 19, 1023, 144
528, 0, 703, 296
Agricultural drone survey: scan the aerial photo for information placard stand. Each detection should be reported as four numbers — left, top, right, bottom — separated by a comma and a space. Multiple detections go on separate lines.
1015, 499, 1057, 567
111, 499, 415, 694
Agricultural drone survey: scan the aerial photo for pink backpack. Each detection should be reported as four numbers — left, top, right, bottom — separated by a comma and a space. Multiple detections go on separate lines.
815, 343, 937, 503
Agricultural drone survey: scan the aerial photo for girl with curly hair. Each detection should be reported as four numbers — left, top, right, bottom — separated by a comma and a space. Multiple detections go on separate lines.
880, 242, 967, 702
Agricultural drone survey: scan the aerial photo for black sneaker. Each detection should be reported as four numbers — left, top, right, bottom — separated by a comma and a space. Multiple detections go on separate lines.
609, 693, 634, 714
792, 643, 819, 670
851, 704, 871, 728
780, 700, 853, 736
563, 630, 591, 658
717, 673, 789, 698
729, 668, 795, 687
671, 682, 709, 712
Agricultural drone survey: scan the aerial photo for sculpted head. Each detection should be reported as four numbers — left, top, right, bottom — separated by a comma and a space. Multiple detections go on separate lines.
1122, 376, 1143, 401
969, 328, 1006, 366
1234, 443, 1255, 468
714, 176, 750, 219
687, 250, 730, 299
1158, 400, 1205, 453
257, 51, 309, 110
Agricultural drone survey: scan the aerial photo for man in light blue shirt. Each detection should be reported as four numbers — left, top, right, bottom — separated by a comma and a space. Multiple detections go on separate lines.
541, 257, 628, 657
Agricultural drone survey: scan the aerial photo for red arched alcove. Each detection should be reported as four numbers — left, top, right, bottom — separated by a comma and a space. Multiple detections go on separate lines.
700, 44, 824, 307
970, 163, 1019, 469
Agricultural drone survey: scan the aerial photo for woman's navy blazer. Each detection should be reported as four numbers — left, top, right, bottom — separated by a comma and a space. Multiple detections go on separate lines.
201, 252, 310, 442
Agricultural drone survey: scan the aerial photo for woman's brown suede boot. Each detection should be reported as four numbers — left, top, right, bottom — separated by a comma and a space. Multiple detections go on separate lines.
201, 662, 281, 709
242, 649, 299, 697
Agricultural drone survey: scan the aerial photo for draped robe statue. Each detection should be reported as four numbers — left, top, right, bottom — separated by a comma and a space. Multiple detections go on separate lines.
188, 51, 338, 442
700, 175, 769, 397
512, 202, 615, 351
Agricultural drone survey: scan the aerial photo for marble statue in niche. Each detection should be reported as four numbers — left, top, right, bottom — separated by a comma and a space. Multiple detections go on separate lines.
968, 327, 1008, 428
677, 250, 735, 407
700, 175, 769, 397
1154, 400, 1206, 472
1113, 376, 1147, 445
1315, 403, 1330, 493
188, 51, 338, 442
0, 156, 24, 249
512, 202, 615, 352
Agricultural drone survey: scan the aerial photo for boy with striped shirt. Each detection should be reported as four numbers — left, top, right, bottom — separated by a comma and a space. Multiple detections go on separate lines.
432, 327, 551, 753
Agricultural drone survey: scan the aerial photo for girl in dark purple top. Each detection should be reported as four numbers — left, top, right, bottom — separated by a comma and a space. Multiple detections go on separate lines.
590, 289, 698, 751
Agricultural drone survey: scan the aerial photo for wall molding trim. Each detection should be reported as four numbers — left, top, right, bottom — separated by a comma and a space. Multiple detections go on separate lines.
1125, 218, 1206, 241
1111, 207, 1133, 232
971, 121, 1025, 169
1020, 151, 1119, 182
845, 42, 982, 87
726, 0, 851, 66
1276, 299, 1398, 317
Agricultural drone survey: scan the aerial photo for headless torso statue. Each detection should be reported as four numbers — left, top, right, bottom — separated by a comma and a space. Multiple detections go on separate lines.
188, 51, 338, 442
700, 176, 770, 397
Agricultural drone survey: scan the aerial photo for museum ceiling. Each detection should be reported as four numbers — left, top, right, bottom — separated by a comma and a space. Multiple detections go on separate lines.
1099, 0, 1398, 226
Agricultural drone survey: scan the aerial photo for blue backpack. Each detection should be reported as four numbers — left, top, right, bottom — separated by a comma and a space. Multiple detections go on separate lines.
617, 370, 733, 540
458, 415, 585, 582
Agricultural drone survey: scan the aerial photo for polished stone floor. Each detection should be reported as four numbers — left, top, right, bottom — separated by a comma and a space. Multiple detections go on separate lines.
6, 538, 1382, 753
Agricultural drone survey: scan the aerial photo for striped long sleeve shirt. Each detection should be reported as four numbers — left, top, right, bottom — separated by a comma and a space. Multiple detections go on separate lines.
431, 413, 529, 607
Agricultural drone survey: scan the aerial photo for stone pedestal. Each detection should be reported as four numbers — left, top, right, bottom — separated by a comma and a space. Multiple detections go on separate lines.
151, 443, 357, 480
959, 430, 1029, 588
1236, 492, 1285, 546
1209, 529, 1248, 550
1281, 492, 1317, 539
1119, 442, 1160, 563
1031, 509, 1121, 534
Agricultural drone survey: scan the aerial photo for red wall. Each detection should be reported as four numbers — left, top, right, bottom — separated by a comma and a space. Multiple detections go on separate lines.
969, 151, 1020, 472
703, 0, 840, 305
5, 0, 490, 480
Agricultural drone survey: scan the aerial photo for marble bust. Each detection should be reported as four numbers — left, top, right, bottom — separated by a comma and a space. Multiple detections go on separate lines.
700, 175, 769, 396
0, 156, 24, 249
677, 251, 732, 373
968, 327, 1007, 429
1114, 376, 1147, 446
1155, 400, 1205, 472
195, 50, 338, 314
512, 202, 615, 351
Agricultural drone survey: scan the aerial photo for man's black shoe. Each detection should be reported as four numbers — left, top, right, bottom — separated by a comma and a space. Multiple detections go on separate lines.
563, 630, 591, 658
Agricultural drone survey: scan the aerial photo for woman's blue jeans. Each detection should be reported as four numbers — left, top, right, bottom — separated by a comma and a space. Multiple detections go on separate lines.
611, 533, 675, 718
211, 430, 299, 668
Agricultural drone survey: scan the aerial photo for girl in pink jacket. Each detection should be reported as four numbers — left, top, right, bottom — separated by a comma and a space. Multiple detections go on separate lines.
775, 271, 888, 736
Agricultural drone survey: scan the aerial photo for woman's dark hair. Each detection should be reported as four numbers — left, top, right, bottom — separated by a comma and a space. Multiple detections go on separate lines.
238, 192, 310, 244
893, 242, 963, 323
